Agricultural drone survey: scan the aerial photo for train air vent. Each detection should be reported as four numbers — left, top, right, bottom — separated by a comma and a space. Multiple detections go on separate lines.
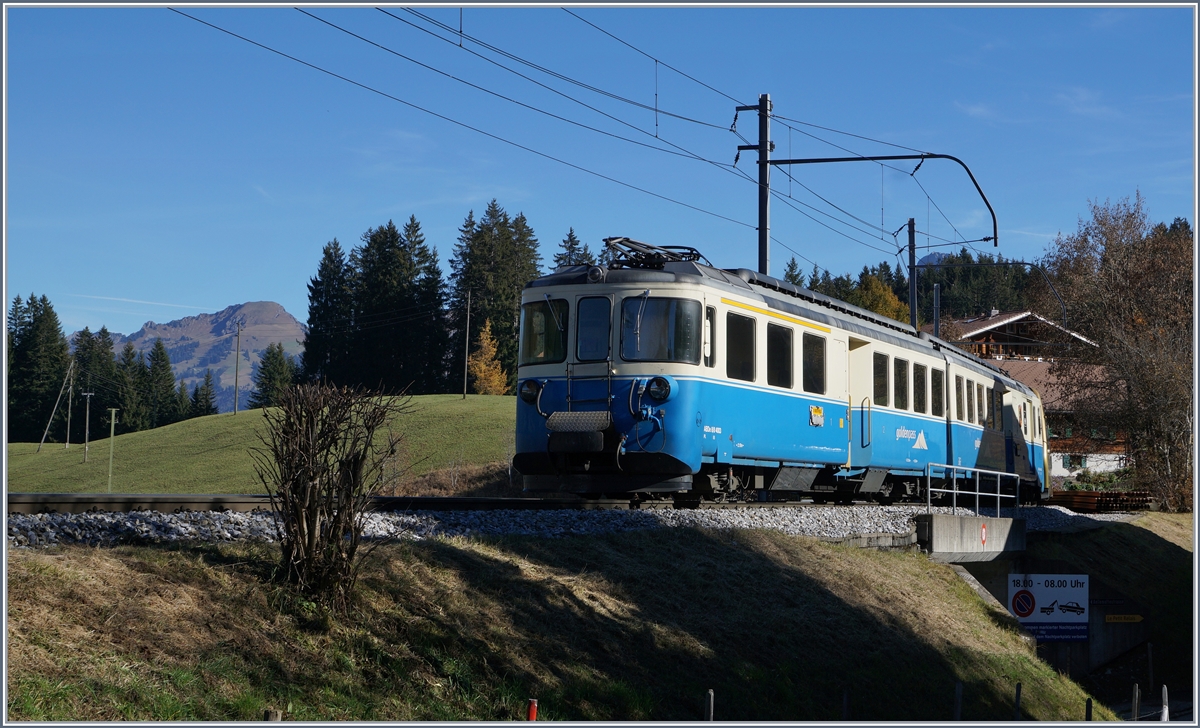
546, 411, 612, 432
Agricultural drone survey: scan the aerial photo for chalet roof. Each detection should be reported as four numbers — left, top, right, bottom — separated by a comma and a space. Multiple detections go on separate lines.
921, 310, 1096, 346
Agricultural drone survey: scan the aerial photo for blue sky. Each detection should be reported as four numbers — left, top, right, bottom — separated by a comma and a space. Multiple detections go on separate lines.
4, 5, 1195, 338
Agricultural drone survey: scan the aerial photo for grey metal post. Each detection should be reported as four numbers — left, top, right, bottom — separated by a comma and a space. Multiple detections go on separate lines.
82, 392, 94, 463
233, 320, 243, 414
1132, 683, 1140, 721
463, 289, 471, 399
704, 689, 714, 720
107, 409, 119, 493
908, 218, 917, 328
1013, 682, 1022, 720
933, 283, 941, 338
1160, 685, 1168, 721
1086, 697, 1092, 721
953, 680, 962, 720
975, 471, 980, 515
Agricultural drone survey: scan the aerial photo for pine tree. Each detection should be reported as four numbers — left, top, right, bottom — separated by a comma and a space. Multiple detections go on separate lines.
249, 342, 297, 409
783, 256, 804, 286
191, 369, 219, 416
410, 219, 450, 394
176, 379, 192, 421
468, 319, 509, 395
303, 239, 355, 385
70, 326, 118, 443
553, 228, 595, 269
145, 339, 178, 428
7, 294, 71, 443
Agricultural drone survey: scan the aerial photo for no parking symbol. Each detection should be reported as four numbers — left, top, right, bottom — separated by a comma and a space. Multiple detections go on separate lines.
1011, 589, 1036, 618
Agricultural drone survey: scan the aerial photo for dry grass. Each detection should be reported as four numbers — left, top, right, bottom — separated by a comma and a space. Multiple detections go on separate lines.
7, 527, 1118, 722
382, 461, 525, 498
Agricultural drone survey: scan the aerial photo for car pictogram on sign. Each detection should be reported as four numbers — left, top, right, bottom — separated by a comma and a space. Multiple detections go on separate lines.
1059, 601, 1086, 615
1011, 589, 1036, 618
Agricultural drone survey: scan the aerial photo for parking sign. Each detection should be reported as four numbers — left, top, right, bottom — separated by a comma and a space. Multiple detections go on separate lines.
1007, 574, 1089, 641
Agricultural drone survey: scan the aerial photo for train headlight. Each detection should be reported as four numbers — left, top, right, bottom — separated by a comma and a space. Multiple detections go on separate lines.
586, 265, 607, 283
646, 376, 671, 401
519, 379, 541, 404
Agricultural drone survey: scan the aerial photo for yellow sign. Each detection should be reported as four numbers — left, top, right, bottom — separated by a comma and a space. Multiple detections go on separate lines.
1106, 614, 1144, 623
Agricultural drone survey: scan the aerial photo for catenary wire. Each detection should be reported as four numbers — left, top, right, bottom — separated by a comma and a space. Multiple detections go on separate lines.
168, 9, 756, 232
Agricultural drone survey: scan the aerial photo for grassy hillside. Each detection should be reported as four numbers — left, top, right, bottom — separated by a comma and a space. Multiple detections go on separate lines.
6, 395, 516, 495
7, 528, 1119, 721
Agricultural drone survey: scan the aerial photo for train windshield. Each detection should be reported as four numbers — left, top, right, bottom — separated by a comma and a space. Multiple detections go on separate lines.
519, 298, 569, 365
619, 296, 702, 363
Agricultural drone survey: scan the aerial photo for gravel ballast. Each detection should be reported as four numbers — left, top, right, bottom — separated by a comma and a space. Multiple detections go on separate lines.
6, 503, 1135, 549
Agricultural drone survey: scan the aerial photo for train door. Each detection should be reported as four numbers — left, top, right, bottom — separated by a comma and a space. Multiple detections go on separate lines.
847, 337, 873, 467
569, 294, 615, 411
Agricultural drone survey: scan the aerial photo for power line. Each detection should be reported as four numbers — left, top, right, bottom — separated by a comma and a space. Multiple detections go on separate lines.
168, 8, 756, 232
560, 8, 745, 106
398, 8, 733, 132
299, 9, 719, 165
374, 8, 745, 178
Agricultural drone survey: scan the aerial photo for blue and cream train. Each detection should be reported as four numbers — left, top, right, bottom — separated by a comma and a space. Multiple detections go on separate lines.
512, 238, 1049, 504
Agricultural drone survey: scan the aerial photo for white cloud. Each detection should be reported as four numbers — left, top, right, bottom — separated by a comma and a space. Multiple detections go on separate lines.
1054, 87, 1116, 118
954, 102, 995, 119
70, 295, 213, 310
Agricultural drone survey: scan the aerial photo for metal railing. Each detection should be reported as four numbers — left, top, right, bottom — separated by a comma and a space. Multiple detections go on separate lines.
925, 463, 1021, 516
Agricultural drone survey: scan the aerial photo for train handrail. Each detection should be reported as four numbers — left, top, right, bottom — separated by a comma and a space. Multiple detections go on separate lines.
924, 462, 1021, 516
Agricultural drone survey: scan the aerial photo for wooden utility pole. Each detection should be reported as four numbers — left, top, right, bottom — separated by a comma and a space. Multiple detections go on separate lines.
64, 367, 74, 449
37, 360, 74, 452
82, 392, 94, 462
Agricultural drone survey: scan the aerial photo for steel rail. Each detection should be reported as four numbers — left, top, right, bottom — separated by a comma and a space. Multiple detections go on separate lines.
7, 492, 876, 515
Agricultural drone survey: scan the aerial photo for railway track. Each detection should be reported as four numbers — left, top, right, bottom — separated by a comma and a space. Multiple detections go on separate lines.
6, 492, 852, 515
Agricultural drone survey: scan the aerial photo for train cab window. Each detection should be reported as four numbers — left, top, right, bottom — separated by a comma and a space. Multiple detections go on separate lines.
966, 379, 975, 423
913, 364, 928, 414
620, 297, 701, 363
766, 323, 793, 388
977, 384, 986, 429
894, 359, 909, 410
873, 353, 889, 407
519, 298, 569, 365
955, 376, 965, 421
726, 312, 755, 382
931, 370, 944, 417
704, 306, 716, 368
802, 333, 826, 394
576, 297, 611, 362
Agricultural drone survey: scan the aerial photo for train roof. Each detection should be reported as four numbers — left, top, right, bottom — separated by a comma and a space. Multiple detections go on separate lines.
525, 245, 1035, 397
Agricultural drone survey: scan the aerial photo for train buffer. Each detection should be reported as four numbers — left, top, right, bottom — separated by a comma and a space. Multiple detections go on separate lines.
915, 513, 1027, 563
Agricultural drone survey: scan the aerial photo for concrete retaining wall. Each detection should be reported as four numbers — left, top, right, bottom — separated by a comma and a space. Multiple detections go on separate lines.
915, 513, 1026, 562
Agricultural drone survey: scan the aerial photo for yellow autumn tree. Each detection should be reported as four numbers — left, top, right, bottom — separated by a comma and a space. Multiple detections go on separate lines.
847, 275, 910, 324
468, 319, 509, 395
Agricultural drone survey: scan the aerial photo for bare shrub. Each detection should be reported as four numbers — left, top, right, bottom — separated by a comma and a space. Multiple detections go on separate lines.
251, 383, 411, 613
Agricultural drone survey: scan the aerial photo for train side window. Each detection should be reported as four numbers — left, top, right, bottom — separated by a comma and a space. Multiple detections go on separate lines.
913, 364, 927, 414
893, 358, 909, 410
802, 333, 826, 394
576, 297, 611, 362
966, 379, 975, 423
977, 384, 986, 429
726, 312, 755, 382
1034, 406, 1041, 439
995, 389, 1003, 430
766, 323, 793, 388
931, 370, 944, 417
1023, 402, 1029, 436
873, 352, 889, 407
985, 387, 994, 428
955, 375, 965, 421
704, 306, 716, 368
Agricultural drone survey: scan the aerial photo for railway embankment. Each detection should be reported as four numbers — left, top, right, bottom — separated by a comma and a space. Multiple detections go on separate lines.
8, 507, 1188, 721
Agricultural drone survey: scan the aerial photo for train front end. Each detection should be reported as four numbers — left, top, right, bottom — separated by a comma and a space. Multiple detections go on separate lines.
512, 253, 709, 496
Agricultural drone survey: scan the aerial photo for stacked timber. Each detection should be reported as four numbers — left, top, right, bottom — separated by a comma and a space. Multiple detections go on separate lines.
1046, 490, 1152, 512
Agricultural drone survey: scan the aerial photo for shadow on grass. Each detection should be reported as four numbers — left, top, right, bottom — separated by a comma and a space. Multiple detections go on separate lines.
382, 528, 1055, 721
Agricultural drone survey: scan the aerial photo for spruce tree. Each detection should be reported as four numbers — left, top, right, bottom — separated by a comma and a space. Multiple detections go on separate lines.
191, 369, 219, 416
410, 218, 450, 394
248, 342, 297, 409
553, 228, 595, 269
6, 294, 71, 443
176, 379, 192, 421
116, 342, 149, 434
783, 256, 804, 286
303, 239, 355, 385
145, 339, 178, 428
